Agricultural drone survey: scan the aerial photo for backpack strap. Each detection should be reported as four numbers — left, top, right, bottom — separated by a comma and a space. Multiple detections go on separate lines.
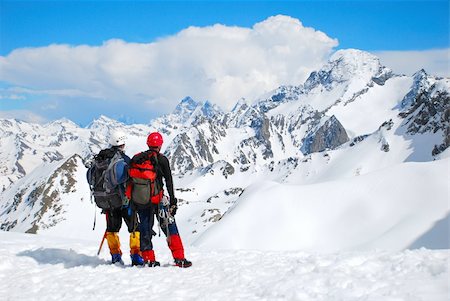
95, 147, 116, 161
151, 153, 163, 179
131, 149, 159, 164
131, 150, 152, 165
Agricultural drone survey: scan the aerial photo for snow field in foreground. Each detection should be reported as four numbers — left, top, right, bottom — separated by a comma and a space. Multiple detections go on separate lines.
0, 231, 448, 301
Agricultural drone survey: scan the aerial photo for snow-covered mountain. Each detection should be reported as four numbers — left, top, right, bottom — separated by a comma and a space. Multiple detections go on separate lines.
1, 49, 449, 252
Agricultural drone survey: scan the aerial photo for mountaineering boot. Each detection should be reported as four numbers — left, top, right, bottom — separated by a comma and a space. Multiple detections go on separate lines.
147, 261, 161, 267
142, 250, 160, 267
130, 253, 145, 266
174, 258, 192, 268
111, 253, 124, 265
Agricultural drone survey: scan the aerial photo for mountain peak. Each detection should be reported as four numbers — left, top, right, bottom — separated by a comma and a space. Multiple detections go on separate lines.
303, 49, 389, 93
46, 117, 79, 128
97, 115, 116, 122
411, 68, 433, 91
413, 69, 428, 80
201, 100, 222, 117
328, 49, 384, 79
171, 97, 222, 124
173, 96, 200, 116
330, 49, 379, 62
232, 98, 250, 112
86, 115, 123, 129
181, 96, 198, 105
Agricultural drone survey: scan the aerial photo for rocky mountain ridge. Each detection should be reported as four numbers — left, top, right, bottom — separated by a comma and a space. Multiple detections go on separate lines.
0, 49, 449, 236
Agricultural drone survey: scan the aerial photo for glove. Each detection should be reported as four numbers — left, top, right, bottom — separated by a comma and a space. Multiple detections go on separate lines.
121, 192, 130, 207
169, 204, 178, 216
170, 197, 178, 207
122, 197, 130, 212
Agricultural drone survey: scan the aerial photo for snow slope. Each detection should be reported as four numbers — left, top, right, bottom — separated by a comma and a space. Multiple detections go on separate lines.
194, 158, 450, 252
0, 231, 448, 301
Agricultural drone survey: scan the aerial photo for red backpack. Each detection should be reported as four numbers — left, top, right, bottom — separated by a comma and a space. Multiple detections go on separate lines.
127, 150, 163, 206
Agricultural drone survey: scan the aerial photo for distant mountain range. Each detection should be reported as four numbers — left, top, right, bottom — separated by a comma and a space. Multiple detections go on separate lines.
1, 49, 448, 251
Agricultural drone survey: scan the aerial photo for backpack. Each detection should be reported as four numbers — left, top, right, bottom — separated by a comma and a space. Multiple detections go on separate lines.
128, 150, 163, 207
86, 148, 129, 210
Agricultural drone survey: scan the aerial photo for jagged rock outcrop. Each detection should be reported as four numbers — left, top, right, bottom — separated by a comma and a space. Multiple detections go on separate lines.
0, 154, 81, 233
301, 116, 349, 154
399, 81, 450, 156
400, 86, 449, 135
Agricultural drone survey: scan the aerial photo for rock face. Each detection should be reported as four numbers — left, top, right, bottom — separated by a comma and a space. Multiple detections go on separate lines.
398, 72, 450, 156
0, 154, 81, 233
400, 86, 450, 135
301, 116, 350, 154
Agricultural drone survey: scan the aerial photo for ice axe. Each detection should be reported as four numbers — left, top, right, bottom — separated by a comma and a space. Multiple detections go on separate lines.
97, 230, 107, 255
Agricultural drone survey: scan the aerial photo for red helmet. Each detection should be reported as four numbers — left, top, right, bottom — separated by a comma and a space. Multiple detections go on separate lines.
147, 132, 163, 147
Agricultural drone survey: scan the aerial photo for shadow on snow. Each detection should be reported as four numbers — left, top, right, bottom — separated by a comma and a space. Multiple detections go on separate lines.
17, 248, 108, 268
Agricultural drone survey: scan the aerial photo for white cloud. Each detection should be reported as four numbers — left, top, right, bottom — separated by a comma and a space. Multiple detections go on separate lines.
0, 94, 25, 100
0, 15, 338, 114
3, 86, 99, 98
373, 48, 450, 77
0, 110, 48, 124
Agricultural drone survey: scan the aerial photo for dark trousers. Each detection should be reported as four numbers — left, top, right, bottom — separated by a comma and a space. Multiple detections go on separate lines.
106, 207, 138, 233
138, 204, 180, 251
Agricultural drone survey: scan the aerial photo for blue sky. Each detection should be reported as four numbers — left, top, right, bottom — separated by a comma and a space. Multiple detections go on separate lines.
2, 0, 448, 54
0, 0, 449, 125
